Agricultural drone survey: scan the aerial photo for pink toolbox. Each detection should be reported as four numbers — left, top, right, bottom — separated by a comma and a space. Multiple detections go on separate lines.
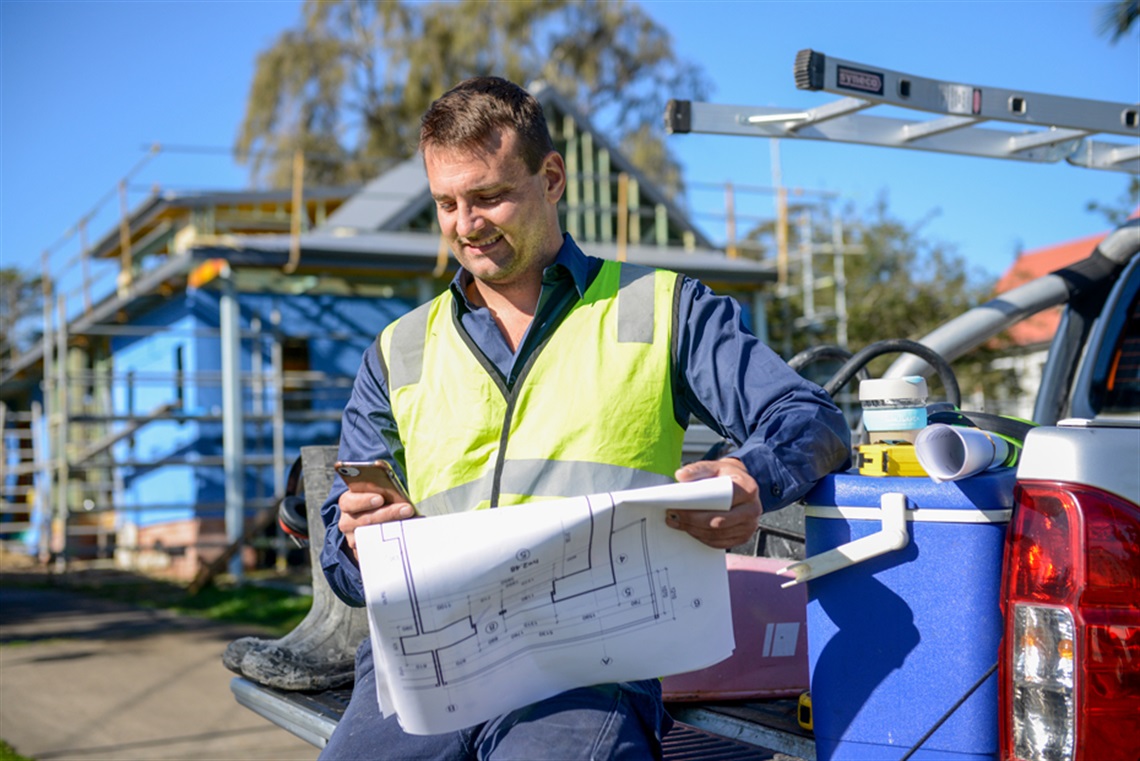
662, 554, 809, 701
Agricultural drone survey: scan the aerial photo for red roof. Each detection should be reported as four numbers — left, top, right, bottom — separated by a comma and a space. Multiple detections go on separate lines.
994, 231, 1108, 347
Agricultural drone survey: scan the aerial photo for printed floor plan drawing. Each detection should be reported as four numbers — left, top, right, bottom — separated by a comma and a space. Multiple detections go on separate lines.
356, 478, 736, 735
380, 492, 679, 690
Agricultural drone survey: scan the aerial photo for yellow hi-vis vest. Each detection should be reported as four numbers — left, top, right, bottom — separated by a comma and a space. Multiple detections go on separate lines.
378, 261, 686, 516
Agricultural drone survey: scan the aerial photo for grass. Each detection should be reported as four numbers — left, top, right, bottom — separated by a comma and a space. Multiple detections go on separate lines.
2, 557, 314, 637
171, 580, 314, 634
0, 739, 34, 761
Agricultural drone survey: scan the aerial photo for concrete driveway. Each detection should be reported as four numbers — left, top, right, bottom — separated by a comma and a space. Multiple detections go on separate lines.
0, 572, 318, 761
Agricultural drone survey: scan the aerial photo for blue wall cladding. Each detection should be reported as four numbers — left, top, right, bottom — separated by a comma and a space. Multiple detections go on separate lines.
111, 288, 415, 526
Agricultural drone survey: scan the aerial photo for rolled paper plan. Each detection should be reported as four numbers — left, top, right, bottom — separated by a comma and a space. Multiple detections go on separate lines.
914, 424, 1010, 483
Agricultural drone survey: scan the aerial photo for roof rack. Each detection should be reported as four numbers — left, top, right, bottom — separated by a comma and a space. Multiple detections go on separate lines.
666, 49, 1139, 174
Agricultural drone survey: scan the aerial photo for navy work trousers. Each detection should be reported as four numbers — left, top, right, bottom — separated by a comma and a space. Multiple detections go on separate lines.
319, 638, 672, 760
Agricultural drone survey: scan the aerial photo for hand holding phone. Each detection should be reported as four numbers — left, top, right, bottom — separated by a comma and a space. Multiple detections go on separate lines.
335, 460, 415, 560
335, 460, 412, 504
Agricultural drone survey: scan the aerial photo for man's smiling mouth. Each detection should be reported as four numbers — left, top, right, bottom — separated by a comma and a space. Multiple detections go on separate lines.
463, 233, 503, 252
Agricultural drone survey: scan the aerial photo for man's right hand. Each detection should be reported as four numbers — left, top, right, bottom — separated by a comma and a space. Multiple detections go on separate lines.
337, 489, 416, 561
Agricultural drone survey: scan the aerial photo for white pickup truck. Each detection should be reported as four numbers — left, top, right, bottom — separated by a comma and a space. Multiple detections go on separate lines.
231, 219, 1139, 760
885, 218, 1140, 761
233, 47, 1139, 757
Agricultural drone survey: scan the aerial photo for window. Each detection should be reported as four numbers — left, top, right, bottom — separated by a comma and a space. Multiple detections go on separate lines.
281, 337, 311, 412
1102, 290, 1140, 413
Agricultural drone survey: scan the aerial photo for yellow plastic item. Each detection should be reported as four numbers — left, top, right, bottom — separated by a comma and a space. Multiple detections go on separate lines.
856, 443, 928, 477
797, 691, 813, 731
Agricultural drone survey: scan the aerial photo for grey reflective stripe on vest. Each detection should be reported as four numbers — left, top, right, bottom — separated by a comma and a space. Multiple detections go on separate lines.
415, 459, 673, 515
617, 265, 656, 344
416, 472, 496, 516
386, 301, 433, 392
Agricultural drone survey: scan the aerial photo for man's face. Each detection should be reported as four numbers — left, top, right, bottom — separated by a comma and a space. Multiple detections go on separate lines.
425, 129, 565, 288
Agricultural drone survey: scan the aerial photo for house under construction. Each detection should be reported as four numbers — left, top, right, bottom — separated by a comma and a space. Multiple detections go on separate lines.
0, 85, 781, 579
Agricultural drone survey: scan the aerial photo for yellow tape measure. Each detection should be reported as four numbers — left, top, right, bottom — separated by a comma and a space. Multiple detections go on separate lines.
797, 691, 813, 731
856, 443, 928, 477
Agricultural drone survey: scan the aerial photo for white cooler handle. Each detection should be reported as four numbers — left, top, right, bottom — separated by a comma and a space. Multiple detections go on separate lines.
778, 492, 910, 588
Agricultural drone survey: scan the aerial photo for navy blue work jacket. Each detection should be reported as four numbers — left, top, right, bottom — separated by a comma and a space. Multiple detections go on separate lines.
322, 235, 850, 606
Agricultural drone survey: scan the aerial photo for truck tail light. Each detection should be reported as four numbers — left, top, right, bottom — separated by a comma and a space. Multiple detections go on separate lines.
1000, 481, 1140, 761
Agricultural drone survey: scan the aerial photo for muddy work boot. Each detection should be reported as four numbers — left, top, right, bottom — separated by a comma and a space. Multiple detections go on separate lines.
224, 445, 368, 690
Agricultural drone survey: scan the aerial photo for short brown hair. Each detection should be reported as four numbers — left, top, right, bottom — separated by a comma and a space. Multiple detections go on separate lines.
419, 77, 555, 174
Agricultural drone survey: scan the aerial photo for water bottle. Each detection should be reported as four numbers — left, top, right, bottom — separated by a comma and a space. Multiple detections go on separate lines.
860, 376, 929, 443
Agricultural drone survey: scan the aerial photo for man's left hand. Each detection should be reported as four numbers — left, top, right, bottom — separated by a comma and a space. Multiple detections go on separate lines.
669, 458, 762, 549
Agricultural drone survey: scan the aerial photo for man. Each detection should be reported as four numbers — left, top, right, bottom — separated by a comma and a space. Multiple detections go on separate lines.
320, 76, 850, 760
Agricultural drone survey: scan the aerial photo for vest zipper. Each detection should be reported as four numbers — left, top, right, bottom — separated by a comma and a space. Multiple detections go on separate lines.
451, 296, 580, 509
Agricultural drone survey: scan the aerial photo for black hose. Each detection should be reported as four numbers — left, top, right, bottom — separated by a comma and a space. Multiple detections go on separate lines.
789, 344, 848, 371
822, 338, 961, 408
787, 345, 870, 385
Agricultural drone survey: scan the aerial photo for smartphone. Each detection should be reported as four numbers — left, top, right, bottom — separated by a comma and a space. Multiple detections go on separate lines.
334, 460, 412, 504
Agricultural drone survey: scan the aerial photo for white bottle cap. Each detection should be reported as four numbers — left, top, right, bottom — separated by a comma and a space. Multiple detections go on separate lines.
859, 376, 928, 403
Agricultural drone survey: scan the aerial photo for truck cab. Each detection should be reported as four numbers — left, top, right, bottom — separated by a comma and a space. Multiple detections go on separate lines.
998, 227, 1140, 761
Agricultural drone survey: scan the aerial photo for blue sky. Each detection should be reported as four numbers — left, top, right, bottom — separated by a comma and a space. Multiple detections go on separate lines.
2, 0, 1137, 288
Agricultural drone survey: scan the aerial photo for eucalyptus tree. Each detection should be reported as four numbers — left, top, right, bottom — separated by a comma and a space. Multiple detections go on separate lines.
753, 196, 1013, 399
1099, 0, 1139, 42
236, 0, 710, 190
0, 267, 43, 366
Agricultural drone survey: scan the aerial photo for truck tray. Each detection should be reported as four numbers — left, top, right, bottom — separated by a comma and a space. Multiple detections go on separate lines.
230, 677, 811, 760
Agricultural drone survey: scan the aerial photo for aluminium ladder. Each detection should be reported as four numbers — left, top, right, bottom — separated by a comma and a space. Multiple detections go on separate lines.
666, 49, 1139, 174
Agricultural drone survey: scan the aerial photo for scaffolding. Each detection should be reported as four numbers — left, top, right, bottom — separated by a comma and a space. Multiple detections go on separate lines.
682, 173, 860, 357
0, 155, 363, 575
1, 312, 358, 574
0, 122, 778, 578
